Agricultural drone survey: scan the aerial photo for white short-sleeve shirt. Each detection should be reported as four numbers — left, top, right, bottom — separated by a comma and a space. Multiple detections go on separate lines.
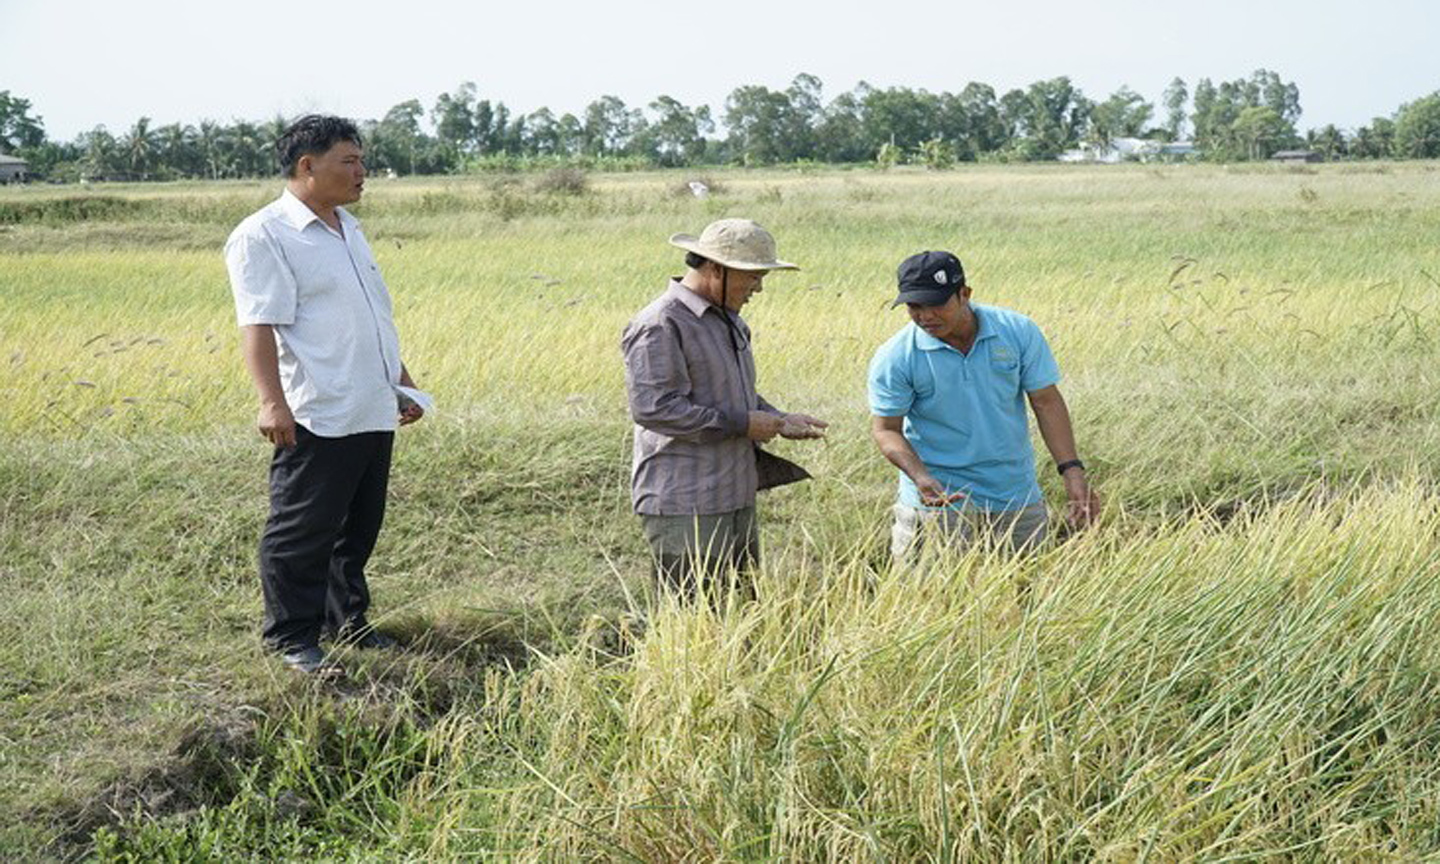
224, 189, 404, 437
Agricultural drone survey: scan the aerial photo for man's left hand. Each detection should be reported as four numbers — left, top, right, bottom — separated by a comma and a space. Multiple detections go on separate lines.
1063, 472, 1101, 529
779, 413, 828, 440
399, 404, 425, 426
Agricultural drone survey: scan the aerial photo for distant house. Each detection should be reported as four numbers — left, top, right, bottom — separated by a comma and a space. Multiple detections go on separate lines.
1058, 138, 1199, 164
1059, 137, 1151, 164
1271, 150, 1322, 164
0, 153, 27, 183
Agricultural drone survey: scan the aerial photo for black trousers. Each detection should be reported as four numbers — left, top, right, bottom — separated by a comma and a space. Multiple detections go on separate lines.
259, 425, 394, 652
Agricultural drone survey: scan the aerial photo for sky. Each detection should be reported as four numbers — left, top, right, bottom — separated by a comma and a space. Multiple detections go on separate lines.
2, 0, 1436, 141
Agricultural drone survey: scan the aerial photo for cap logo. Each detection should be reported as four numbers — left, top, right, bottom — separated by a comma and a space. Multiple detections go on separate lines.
933, 270, 948, 285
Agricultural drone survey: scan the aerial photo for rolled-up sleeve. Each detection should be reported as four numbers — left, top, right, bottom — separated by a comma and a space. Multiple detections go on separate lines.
623, 321, 747, 442
224, 226, 297, 326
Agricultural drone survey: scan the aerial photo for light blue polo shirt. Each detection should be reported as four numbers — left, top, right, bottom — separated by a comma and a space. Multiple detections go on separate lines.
868, 304, 1060, 511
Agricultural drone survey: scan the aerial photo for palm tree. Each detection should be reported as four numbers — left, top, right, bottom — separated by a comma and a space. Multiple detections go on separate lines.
197, 120, 226, 179
80, 126, 120, 181
228, 120, 265, 177
121, 117, 156, 180
156, 122, 199, 178
261, 114, 288, 173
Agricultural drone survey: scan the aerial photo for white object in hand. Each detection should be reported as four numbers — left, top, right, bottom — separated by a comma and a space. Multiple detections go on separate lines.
394, 385, 435, 414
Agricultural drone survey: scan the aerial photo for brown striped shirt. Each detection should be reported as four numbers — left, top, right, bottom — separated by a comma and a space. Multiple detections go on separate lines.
622, 280, 781, 515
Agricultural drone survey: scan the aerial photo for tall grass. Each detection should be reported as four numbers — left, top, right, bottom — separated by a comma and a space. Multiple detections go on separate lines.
3, 163, 1440, 858
79, 484, 1440, 860
471, 483, 1440, 860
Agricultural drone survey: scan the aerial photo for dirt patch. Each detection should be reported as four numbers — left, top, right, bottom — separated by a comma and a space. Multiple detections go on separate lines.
31, 626, 538, 859
36, 708, 258, 860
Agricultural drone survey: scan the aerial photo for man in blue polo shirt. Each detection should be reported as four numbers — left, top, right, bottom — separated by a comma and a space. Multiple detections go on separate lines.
868, 250, 1100, 559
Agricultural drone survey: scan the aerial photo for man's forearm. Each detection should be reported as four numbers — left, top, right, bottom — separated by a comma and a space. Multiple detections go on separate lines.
241, 325, 287, 408
873, 429, 933, 484
1029, 388, 1100, 525
1030, 391, 1079, 466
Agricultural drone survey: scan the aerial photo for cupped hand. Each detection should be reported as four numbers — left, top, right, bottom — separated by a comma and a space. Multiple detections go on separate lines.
1065, 485, 1102, 530
779, 413, 828, 439
917, 476, 964, 507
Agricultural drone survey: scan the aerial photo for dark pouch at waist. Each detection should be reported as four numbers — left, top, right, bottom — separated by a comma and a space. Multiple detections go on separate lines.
756, 446, 811, 491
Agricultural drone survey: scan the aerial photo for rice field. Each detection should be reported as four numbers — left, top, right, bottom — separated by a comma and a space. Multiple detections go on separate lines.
2, 162, 1440, 860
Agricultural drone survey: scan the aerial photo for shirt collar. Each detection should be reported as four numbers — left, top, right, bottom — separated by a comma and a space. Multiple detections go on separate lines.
278, 188, 356, 234
913, 306, 996, 351
666, 278, 717, 319
278, 188, 322, 231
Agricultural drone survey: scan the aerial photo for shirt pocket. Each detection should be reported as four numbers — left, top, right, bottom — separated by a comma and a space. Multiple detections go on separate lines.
988, 356, 1023, 408
684, 344, 727, 405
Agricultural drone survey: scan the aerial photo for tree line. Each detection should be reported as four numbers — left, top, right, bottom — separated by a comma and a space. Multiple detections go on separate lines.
2, 70, 1439, 182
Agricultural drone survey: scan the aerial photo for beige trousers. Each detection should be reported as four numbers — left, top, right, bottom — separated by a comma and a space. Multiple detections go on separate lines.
890, 501, 1049, 561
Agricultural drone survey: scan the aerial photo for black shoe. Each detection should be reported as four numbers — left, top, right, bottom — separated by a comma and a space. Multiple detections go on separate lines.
279, 645, 344, 677
350, 630, 396, 650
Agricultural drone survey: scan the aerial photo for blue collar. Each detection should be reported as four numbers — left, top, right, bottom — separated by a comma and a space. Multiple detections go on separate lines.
913, 307, 995, 352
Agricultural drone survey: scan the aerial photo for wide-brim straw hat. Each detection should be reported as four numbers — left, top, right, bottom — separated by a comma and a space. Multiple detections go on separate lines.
668, 218, 799, 271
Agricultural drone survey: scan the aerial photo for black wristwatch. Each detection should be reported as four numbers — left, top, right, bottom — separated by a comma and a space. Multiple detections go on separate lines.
1056, 459, 1085, 476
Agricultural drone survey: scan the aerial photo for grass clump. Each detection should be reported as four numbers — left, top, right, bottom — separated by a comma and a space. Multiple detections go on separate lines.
0, 195, 145, 225
532, 167, 590, 197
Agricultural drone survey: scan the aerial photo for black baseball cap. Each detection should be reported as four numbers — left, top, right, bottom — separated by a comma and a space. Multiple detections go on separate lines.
892, 250, 966, 307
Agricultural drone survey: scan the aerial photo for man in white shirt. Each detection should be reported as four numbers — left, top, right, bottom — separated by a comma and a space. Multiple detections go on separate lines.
224, 115, 424, 675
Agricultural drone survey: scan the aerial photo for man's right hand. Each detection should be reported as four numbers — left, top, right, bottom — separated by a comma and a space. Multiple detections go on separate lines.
747, 410, 786, 442
916, 475, 965, 507
258, 400, 297, 448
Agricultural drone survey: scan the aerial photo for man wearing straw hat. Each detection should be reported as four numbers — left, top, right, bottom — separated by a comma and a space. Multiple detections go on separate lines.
869, 250, 1100, 560
622, 218, 828, 596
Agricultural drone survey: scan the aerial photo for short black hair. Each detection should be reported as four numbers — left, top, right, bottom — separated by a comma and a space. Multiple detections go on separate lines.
276, 115, 362, 177
684, 251, 711, 270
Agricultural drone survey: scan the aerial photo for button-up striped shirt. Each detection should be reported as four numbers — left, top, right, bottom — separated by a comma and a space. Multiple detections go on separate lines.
622, 280, 781, 515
